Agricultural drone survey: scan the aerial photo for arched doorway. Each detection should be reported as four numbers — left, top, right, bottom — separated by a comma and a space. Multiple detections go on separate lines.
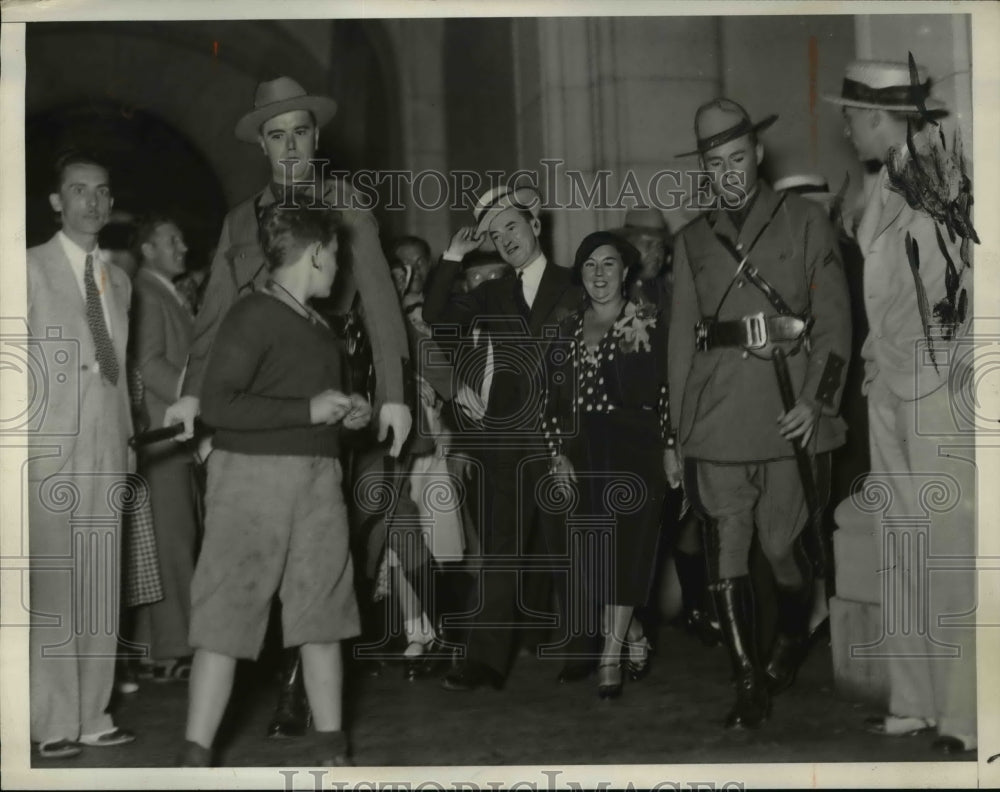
25, 102, 228, 270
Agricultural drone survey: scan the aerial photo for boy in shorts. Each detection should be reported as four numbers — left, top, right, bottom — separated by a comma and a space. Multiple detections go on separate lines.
178, 203, 371, 766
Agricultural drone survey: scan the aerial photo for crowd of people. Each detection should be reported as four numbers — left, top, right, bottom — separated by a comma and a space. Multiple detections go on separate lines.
25, 56, 977, 767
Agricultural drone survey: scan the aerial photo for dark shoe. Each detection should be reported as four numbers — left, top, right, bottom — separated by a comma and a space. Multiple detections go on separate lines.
441, 660, 504, 691
711, 576, 770, 730
932, 735, 975, 755
267, 648, 312, 739
79, 727, 136, 747
313, 729, 353, 766
152, 657, 193, 683
596, 663, 623, 699
557, 659, 595, 684
673, 550, 720, 647
623, 635, 653, 681
176, 739, 213, 767
764, 582, 812, 695
684, 608, 723, 647
37, 739, 82, 759
864, 715, 936, 736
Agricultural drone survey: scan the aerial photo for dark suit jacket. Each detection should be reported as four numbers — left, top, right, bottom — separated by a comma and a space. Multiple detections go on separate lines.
423, 255, 583, 438
132, 268, 194, 431
26, 233, 134, 480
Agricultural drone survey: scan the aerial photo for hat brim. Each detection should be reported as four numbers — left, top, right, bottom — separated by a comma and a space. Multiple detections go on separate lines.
675, 114, 778, 158
610, 225, 672, 242
474, 204, 540, 237
820, 93, 947, 113
234, 96, 338, 143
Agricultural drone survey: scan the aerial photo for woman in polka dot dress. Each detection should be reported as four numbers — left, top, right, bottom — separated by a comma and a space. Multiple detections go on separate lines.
543, 231, 680, 699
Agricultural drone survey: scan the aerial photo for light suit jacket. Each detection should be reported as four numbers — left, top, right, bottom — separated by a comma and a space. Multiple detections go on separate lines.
26, 233, 134, 481
856, 165, 971, 401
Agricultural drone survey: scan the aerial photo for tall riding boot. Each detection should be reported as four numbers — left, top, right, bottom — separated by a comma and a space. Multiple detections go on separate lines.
710, 577, 769, 729
267, 647, 311, 739
764, 581, 813, 695
674, 550, 721, 647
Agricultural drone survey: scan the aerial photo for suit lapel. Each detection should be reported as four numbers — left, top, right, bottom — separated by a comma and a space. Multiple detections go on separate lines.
873, 187, 907, 243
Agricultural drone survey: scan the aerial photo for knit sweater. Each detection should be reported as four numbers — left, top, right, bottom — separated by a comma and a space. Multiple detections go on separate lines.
201, 292, 346, 457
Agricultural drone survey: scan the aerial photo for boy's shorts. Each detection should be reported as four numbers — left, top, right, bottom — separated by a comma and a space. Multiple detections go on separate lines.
190, 450, 361, 659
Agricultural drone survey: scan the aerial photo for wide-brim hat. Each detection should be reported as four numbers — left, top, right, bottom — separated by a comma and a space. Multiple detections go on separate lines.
612, 206, 673, 242
234, 76, 338, 143
472, 185, 542, 237
822, 59, 947, 113
676, 98, 777, 158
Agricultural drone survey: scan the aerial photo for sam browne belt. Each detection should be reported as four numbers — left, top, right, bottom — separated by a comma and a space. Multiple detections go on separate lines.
695, 312, 811, 353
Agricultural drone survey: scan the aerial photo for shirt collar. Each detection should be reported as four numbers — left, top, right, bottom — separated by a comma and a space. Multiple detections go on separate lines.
517, 251, 546, 283
58, 230, 102, 267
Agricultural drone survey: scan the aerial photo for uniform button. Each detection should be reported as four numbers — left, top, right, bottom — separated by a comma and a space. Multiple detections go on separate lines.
81, 364, 89, 371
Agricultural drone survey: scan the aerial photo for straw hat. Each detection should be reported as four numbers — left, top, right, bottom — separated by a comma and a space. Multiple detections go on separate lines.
822, 59, 946, 113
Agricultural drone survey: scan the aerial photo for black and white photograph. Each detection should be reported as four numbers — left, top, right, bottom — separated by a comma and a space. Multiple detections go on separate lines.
1, 1, 998, 788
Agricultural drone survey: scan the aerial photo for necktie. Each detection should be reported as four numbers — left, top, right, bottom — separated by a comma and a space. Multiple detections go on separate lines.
514, 270, 530, 316
84, 254, 119, 385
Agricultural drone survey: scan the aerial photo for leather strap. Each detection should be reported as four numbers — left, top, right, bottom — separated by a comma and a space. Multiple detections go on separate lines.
695, 314, 808, 352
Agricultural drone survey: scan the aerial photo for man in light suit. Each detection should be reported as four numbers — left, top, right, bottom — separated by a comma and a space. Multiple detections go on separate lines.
826, 59, 977, 755
131, 214, 198, 678
27, 152, 137, 758
423, 185, 584, 691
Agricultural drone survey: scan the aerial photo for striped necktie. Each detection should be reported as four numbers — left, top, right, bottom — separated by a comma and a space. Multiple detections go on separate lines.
84, 254, 119, 385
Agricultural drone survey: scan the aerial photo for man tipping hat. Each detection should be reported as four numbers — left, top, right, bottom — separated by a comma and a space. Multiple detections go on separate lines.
668, 97, 852, 729
164, 76, 412, 756
422, 184, 585, 691
824, 58, 978, 756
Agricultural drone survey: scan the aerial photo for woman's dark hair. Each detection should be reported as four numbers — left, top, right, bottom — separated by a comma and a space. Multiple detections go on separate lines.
571, 230, 641, 294
258, 204, 343, 272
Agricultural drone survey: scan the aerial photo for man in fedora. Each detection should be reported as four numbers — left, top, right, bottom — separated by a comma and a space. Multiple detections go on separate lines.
422, 185, 584, 690
612, 205, 674, 310
163, 76, 412, 738
825, 59, 977, 755
668, 98, 851, 728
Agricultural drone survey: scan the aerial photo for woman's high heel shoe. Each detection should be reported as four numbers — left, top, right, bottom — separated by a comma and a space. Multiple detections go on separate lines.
597, 663, 623, 699
623, 635, 653, 681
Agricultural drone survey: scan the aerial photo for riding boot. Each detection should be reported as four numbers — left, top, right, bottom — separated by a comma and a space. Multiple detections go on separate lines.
764, 580, 813, 695
267, 647, 311, 739
710, 576, 770, 729
673, 550, 722, 646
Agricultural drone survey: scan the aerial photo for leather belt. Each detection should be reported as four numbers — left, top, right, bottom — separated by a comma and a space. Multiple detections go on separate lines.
695, 313, 809, 353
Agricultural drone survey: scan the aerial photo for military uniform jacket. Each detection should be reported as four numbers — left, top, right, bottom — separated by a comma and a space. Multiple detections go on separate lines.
183, 176, 410, 409
667, 182, 852, 463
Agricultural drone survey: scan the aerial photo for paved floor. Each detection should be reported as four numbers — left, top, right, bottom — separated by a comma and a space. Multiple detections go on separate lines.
29, 625, 974, 770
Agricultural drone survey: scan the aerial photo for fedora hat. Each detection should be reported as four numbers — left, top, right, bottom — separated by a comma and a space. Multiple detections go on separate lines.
472, 185, 542, 237
676, 98, 777, 158
234, 77, 338, 143
822, 59, 946, 113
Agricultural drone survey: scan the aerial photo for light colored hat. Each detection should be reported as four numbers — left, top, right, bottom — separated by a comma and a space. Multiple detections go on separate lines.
234, 77, 338, 143
472, 185, 542, 236
773, 174, 836, 212
677, 98, 777, 158
822, 59, 946, 112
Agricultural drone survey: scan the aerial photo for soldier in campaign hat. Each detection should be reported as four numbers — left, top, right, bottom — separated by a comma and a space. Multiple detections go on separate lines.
668, 98, 852, 729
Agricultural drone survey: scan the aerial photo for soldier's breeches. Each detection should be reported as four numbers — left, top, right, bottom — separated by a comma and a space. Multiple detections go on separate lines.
689, 459, 809, 584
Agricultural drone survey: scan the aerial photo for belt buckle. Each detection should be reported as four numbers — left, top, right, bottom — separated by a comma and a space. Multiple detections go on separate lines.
695, 320, 709, 352
744, 313, 767, 350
